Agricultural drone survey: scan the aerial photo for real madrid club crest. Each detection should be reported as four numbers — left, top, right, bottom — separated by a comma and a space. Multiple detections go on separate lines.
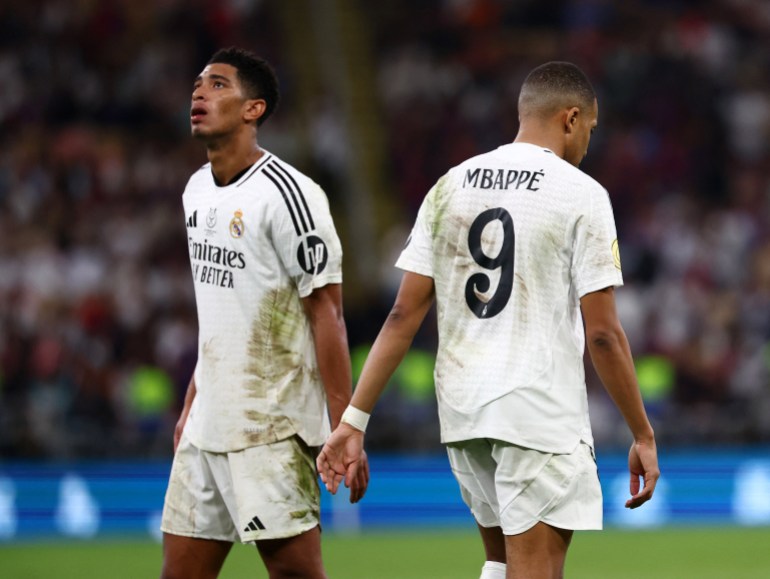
230, 209, 245, 238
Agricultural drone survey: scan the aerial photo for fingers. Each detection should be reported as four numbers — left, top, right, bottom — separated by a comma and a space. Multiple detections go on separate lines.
629, 471, 640, 497
345, 461, 362, 502
625, 479, 652, 508
348, 453, 370, 503
625, 471, 659, 509
316, 449, 343, 495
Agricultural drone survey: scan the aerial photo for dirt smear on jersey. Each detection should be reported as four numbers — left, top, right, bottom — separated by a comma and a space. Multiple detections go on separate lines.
245, 285, 305, 399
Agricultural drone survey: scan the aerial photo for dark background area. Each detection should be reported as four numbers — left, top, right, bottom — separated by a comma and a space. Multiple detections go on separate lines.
1, 0, 769, 459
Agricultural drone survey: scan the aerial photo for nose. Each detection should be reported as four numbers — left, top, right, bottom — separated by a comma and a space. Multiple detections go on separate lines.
192, 85, 204, 101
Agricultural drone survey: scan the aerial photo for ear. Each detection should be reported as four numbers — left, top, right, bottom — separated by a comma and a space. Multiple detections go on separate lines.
244, 99, 267, 124
563, 107, 580, 134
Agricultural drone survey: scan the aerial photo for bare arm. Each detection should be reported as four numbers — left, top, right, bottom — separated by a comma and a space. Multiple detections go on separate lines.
301, 283, 351, 430
317, 272, 435, 496
581, 286, 660, 508
174, 371, 197, 453
350, 272, 436, 412
302, 283, 370, 502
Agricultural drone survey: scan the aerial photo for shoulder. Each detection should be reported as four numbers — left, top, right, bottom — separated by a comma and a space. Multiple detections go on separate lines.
258, 155, 329, 209
184, 163, 211, 191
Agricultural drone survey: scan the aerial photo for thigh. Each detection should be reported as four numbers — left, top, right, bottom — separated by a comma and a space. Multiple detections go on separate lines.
505, 521, 573, 579
161, 432, 239, 542
229, 435, 321, 542
256, 525, 327, 579
493, 441, 601, 535
161, 533, 232, 579
447, 439, 500, 528
540, 443, 603, 532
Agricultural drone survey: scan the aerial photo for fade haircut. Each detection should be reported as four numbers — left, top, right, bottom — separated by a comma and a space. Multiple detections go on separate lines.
208, 47, 280, 126
518, 62, 596, 119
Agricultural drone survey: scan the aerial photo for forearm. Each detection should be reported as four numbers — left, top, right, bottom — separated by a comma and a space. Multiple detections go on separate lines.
587, 327, 654, 442
182, 372, 197, 414
312, 309, 352, 429
351, 310, 422, 413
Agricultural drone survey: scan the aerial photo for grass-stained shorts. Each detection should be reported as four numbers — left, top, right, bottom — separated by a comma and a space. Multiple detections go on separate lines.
161, 431, 320, 542
447, 439, 602, 535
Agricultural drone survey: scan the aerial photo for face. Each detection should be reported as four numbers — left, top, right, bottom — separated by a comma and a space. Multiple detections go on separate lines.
564, 98, 598, 167
190, 63, 251, 140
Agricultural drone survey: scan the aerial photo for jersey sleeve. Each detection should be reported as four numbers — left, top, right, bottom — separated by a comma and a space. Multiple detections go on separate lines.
571, 185, 624, 297
395, 182, 438, 277
271, 180, 343, 298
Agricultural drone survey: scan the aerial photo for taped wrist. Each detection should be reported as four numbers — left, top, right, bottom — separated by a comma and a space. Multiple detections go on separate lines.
340, 405, 370, 432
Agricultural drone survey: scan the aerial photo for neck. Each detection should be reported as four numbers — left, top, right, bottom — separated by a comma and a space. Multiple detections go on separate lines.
206, 131, 263, 185
513, 122, 566, 160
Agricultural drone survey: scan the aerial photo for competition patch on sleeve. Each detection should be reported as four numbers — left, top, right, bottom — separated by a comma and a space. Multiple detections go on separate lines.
612, 239, 621, 270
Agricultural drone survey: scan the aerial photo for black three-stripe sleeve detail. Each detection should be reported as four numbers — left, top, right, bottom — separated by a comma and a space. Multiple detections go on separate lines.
236, 154, 273, 187
263, 170, 302, 236
271, 162, 316, 231
266, 164, 309, 233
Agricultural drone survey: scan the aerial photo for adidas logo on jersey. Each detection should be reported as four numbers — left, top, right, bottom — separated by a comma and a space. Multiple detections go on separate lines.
186, 210, 198, 228
243, 514, 266, 532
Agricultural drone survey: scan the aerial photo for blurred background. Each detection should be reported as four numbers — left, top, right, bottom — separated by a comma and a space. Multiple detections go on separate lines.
1, 0, 770, 572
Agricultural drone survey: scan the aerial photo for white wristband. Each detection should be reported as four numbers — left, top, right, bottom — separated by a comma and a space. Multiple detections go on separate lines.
340, 405, 370, 433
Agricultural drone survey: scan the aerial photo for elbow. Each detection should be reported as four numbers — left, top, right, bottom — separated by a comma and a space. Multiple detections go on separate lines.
586, 326, 622, 352
383, 303, 415, 336
386, 303, 407, 324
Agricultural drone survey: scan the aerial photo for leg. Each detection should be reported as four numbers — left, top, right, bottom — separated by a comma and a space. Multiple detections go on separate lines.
478, 523, 506, 563
478, 524, 508, 578
504, 522, 573, 579
161, 532, 232, 579
256, 525, 327, 579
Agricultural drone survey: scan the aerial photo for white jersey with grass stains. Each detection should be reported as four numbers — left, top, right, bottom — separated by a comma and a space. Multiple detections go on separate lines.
182, 151, 342, 453
396, 143, 623, 454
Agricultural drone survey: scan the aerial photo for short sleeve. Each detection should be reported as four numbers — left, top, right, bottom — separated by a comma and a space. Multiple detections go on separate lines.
572, 185, 624, 297
271, 181, 343, 298
395, 183, 438, 277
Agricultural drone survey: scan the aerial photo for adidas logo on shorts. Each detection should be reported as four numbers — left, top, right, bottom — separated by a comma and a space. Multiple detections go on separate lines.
244, 514, 266, 532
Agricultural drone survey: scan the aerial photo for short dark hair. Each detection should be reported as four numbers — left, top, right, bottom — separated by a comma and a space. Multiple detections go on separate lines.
518, 62, 596, 119
208, 47, 280, 126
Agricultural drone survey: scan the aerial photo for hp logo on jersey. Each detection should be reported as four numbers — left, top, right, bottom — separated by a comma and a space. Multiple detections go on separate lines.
297, 235, 328, 274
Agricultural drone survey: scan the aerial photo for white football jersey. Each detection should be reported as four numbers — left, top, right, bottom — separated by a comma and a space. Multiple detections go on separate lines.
397, 143, 623, 454
182, 151, 342, 453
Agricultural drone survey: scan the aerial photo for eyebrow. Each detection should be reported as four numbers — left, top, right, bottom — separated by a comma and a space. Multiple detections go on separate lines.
193, 73, 232, 85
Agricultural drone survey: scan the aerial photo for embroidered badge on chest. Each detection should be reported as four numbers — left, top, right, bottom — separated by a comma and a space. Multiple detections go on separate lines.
230, 209, 245, 238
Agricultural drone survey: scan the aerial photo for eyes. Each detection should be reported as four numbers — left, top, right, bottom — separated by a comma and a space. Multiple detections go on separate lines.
192, 79, 229, 92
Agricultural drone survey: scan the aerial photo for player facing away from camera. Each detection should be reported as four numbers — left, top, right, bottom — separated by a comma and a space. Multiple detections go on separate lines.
318, 61, 659, 579
160, 47, 368, 579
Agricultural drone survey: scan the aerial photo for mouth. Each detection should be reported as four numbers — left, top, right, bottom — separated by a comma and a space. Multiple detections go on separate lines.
190, 106, 207, 124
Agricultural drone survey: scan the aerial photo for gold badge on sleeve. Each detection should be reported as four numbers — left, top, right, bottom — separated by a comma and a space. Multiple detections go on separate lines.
611, 239, 621, 270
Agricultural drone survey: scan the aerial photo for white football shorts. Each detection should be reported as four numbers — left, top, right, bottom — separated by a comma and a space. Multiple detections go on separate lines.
446, 439, 603, 535
161, 431, 321, 542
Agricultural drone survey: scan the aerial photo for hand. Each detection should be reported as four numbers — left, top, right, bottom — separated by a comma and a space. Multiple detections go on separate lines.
316, 423, 369, 503
625, 438, 659, 509
173, 409, 190, 453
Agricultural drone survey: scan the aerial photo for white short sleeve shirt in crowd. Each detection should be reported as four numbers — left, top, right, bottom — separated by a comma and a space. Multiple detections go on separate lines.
396, 143, 623, 454
182, 151, 342, 453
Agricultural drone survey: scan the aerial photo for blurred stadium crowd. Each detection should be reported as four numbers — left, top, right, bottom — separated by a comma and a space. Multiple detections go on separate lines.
1, 0, 769, 459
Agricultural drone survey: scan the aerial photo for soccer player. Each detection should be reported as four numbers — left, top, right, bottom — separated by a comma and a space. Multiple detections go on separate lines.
160, 47, 368, 579
318, 62, 659, 579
